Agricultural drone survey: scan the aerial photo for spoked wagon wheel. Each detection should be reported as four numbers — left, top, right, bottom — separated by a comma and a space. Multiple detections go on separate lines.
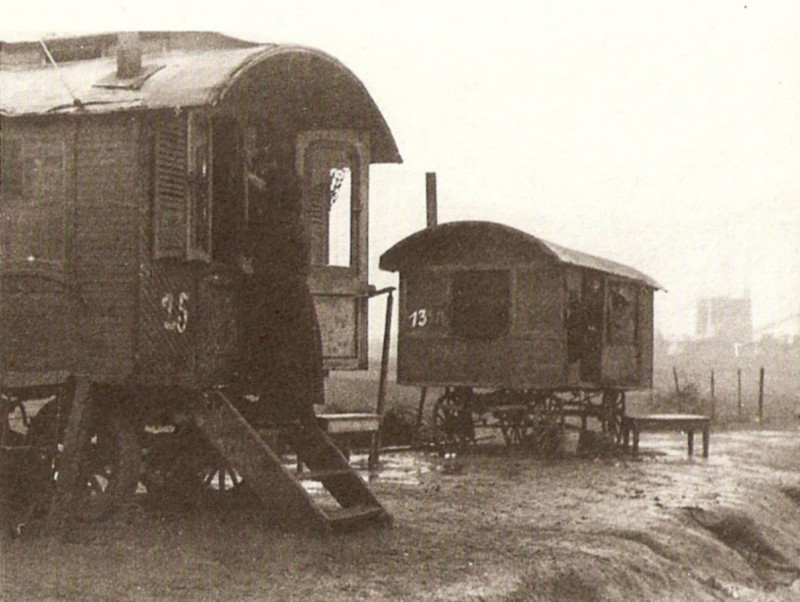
495, 407, 530, 448
526, 393, 564, 455
142, 424, 252, 509
25, 387, 141, 523
432, 388, 475, 455
601, 389, 626, 444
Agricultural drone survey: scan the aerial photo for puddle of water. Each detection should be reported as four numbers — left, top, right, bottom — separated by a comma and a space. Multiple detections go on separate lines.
289, 451, 437, 493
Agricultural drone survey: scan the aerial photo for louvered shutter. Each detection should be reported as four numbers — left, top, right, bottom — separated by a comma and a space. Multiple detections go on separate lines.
154, 115, 188, 259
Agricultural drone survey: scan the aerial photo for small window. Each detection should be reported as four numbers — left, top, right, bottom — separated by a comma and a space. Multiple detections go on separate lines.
607, 282, 638, 345
153, 112, 212, 261
304, 143, 356, 267
451, 270, 510, 339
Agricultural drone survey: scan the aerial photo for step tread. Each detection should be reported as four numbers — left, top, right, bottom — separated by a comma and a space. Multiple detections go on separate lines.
297, 469, 354, 481
326, 505, 386, 526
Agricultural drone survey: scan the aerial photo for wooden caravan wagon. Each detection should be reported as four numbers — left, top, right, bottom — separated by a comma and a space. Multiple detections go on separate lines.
379, 221, 661, 452
0, 32, 399, 532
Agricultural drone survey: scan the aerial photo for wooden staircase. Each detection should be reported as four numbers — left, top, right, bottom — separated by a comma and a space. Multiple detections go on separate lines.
189, 389, 392, 533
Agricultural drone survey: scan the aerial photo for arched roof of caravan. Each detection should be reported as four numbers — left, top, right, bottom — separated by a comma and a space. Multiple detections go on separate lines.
0, 32, 401, 164
380, 221, 662, 289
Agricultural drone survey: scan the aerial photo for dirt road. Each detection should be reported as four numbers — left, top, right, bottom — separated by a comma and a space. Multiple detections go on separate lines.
3, 427, 800, 601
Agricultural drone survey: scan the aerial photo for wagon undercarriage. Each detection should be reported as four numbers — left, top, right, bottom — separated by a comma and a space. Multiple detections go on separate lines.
1, 380, 391, 536
431, 387, 627, 455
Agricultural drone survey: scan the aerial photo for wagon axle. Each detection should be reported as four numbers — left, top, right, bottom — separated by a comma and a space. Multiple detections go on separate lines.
430, 387, 627, 456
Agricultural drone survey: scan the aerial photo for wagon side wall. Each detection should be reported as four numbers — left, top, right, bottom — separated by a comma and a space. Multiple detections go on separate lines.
638, 287, 654, 387
0, 114, 140, 382
72, 114, 140, 380
396, 251, 567, 389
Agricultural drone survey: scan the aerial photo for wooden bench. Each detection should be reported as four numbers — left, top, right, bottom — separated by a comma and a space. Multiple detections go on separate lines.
622, 414, 710, 458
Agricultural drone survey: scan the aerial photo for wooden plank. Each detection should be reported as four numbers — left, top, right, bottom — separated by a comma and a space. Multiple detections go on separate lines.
318, 413, 379, 434
190, 390, 330, 531
46, 378, 92, 531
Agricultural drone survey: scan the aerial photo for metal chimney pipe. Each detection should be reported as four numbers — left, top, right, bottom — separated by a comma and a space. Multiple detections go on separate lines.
117, 32, 142, 79
425, 172, 437, 228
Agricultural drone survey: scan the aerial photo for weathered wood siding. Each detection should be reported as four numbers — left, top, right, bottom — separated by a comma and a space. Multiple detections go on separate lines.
396, 252, 567, 389
639, 288, 654, 387
72, 115, 139, 378
1, 118, 76, 374
0, 116, 139, 380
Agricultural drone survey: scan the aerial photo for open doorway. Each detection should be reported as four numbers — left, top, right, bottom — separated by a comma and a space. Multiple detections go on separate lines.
580, 272, 605, 382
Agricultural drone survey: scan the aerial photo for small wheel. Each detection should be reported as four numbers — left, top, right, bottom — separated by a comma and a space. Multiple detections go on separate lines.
601, 390, 626, 444
526, 393, 564, 455
432, 389, 475, 454
495, 408, 529, 447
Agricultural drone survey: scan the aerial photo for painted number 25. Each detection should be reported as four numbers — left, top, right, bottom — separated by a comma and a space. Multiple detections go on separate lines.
409, 309, 428, 328
162, 292, 189, 334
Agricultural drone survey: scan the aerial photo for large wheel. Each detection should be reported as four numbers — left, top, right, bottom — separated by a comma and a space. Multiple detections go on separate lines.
26, 388, 141, 523
432, 389, 475, 454
601, 389, 626, 444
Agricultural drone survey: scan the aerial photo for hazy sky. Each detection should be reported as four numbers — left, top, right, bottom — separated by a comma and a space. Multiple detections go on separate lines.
5, 0, 800, 339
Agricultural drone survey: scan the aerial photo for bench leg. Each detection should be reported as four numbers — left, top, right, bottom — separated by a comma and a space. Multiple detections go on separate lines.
687, 429, 694, 456
632, 426, 639, 457
702, 426, 710, 458
368, 431, 378, 474
623, 424, 630, 449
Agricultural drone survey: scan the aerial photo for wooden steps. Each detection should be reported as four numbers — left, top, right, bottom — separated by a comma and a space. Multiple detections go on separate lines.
190, 389, 391, 533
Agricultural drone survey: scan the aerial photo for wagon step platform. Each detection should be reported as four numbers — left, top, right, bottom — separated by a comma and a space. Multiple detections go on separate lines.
189, 389, 392, 533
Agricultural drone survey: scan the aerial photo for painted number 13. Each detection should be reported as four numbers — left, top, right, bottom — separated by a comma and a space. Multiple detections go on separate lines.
409, 309, 428, 328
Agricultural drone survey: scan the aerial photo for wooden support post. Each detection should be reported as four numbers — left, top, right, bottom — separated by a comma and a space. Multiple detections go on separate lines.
426, 172, 438, 228
46, 377, 93, 532
672, 367, 680, 395
737, 368, 743, 420
415, 387, 428, 429
369, 289, 394, 474
758, 367, 765, 423
710, 369, 716, 421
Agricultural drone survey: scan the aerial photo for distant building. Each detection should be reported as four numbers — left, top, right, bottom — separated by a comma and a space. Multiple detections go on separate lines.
695, 296, 753, 344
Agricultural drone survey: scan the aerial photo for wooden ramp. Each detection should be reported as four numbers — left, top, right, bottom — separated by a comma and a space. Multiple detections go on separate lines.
190, 390, 392, 533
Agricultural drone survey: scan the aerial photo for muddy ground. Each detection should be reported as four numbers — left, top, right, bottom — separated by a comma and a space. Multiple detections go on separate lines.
3, 422, 800, 602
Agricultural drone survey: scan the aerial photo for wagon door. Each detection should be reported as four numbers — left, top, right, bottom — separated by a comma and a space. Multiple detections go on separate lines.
297, 132, 370, 370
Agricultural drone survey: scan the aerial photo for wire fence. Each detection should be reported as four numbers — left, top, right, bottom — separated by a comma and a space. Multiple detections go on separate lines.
650, 361, 800, 423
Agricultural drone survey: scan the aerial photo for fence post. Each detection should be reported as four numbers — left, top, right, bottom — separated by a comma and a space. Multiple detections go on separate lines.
710, 369, 716, 421
758, 367, 765, 423
737, 368, 743, 420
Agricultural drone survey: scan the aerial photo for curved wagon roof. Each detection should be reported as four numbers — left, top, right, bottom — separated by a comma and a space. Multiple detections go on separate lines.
380, 221, 662, 289
0, 32, 401, 163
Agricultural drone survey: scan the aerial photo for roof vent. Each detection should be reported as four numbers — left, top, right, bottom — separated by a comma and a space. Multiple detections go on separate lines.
117, 32, 142, 78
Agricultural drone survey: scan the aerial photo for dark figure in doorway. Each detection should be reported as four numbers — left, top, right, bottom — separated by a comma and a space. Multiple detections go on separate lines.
565, 290, 584, 364
237, 140, 324, 426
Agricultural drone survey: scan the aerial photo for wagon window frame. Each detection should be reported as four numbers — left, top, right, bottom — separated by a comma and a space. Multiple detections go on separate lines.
152, 110, 213, 262
450, 269, 511, 340
301, 140, 359, 269
606, 279, 639, 346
